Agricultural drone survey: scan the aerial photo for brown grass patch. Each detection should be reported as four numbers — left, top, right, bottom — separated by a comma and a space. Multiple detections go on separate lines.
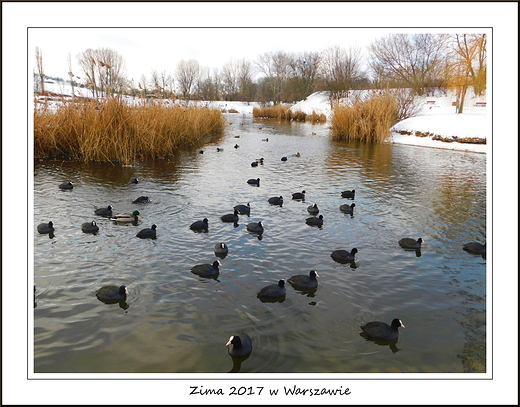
34, 98, 225, 164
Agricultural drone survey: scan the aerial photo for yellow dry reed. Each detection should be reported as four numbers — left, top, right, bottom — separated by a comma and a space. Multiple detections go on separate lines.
34, 98, 225, 164
253, 105, 326, 123
331, 92, 399, 142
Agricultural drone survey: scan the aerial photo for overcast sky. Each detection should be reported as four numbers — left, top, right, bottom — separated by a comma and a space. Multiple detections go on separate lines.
19, 2, 496, 84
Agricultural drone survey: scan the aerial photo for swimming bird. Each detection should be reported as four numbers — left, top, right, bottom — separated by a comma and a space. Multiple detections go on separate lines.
255, 157, 264, 163
398, 238, 424, 249
191, 260, 221, 277
281, 156, 288, 161
132, 196, 150, 204
331, 248, 358, 263
257, 280, 286, 299
292, 190, 306, 200
217, 147, 224, 152
59, 182, 73, 189
37, 221, 54, 234
246, 221, 264, 234
95, 285, 128, 303
251, 161, 258, 167
307, 203, 319, 214
341, 189, 355, 198
234, 203, 251, 214
136, 224, 157, 238
360, 319, 405, 341
110, 210, 142, 223
234, 144, 239, 149
81, 221, 99, 233
226, 332, 253, 358
288, 270, 319, 290
130, 177, 139, 184
190, 218, 209, 231
463, 241, 486, 255
199, 150, 204, 154
306, 214, 323, 226
268, 196, 283, 206
214, 242, 229, 256
247, 178, 260, 186
262, 138, 268, 142
340, 203, 356, 214
292, 152, 301, 157
221, 210, 239, 223
95, 205, 113, 216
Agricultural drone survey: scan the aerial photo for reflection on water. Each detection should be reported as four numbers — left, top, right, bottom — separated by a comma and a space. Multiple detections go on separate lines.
33, 114, 486, 373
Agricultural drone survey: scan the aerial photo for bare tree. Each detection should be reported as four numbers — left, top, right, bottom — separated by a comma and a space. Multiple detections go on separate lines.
237, 58, 255, 102
369, 34, 448, 95
176, 59, 200, 100
35, 46, 45, 94
77, 48, 127, 98
320, 45, 364, 106
255, 51, 292, 103
221, 58, 240, 100
287, 51, 321, 101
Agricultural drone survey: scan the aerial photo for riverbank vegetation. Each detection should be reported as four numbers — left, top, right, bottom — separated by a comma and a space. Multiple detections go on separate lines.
253, 105, 326, 122
331, 91, 398, 142
33, 98, 225, 164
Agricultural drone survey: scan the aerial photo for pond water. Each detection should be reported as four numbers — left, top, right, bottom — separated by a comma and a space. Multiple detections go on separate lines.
33, 112, 487, 374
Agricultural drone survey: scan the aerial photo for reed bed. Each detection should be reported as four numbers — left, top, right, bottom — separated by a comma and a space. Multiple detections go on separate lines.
331, 92, 399, 142
34, 98, 225, 164
253, 105, 326, 123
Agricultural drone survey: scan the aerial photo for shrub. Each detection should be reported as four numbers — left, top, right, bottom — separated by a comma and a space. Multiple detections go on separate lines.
331, 91, 398, 142
34, 98, 225, 164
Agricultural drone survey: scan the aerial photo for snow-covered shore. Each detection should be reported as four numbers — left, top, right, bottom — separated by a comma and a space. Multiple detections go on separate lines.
36, 80, 488, 154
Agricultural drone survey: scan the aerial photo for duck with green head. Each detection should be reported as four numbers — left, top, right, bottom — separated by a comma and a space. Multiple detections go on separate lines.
110, 210, 142, 223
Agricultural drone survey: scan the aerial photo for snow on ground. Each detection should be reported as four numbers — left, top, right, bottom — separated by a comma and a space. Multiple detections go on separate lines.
36, 80, 488, 154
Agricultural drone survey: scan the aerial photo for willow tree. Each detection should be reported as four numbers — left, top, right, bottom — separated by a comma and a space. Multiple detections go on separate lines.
447, 34, 487, 113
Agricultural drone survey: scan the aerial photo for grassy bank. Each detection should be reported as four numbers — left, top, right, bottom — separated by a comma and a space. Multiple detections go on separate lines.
331, 92, 398, 142
34, 98, 226, 164
253, 105, 326, 123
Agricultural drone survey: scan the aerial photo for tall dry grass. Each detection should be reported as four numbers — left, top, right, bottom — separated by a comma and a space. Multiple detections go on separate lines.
331, 92, 399, 142
253, 105, 326, 123
34, 98, 225, 164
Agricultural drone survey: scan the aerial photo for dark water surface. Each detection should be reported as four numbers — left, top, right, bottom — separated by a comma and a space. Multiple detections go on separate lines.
33, 113, 487, 374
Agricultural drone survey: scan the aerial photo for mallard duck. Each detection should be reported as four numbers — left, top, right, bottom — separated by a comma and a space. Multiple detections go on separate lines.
398, 238, 424, 249
292, 152, 301, 157
110, 210, 142, 223
226, 332, 253, 358
360, 319, 405, 341
288, 270, 319, 290
136, 224, 157, 239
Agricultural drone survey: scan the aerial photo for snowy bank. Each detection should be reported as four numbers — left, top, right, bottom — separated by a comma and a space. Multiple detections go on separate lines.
36, 80, 488, 154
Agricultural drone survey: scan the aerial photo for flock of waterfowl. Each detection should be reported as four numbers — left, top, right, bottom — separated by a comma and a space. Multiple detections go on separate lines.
36, 144, 486, 370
